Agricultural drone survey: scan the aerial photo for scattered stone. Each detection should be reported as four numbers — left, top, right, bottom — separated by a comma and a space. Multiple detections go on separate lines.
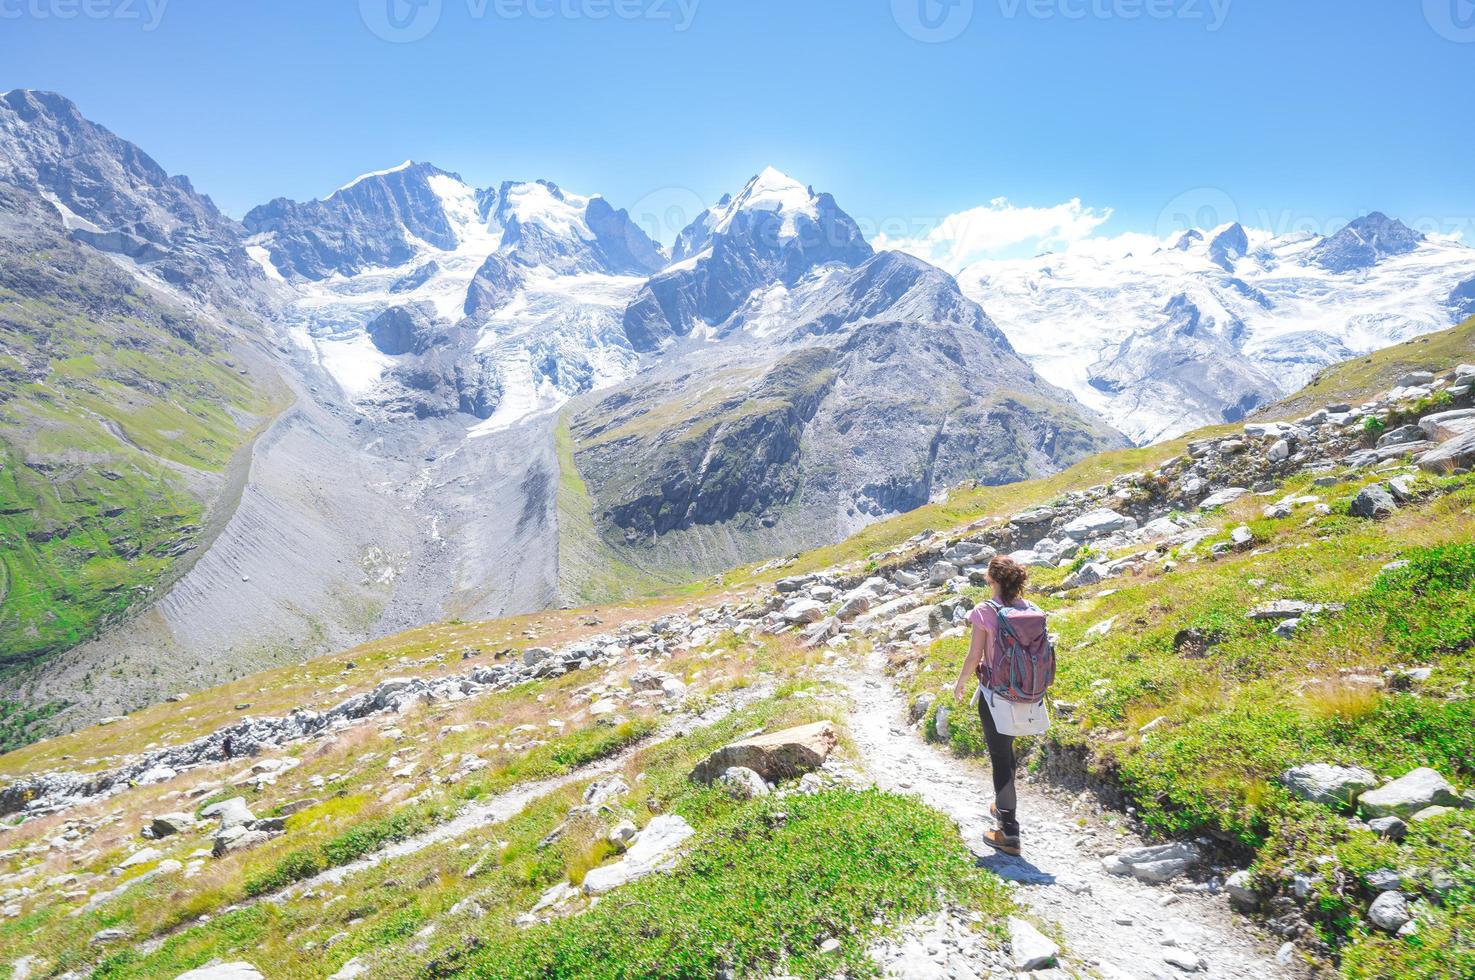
582, 815, 695, 895
1368, 816, 1407, 841
1062, 563, 1106, 590
1350, 485, 1397, 519
1102, 841, 1201, 883
583, 776, 630, 807
1368, 891, 1411, 933
608, 820, 638, 850
1225, 870, 1258, 912
780, 599, 826, 624
119, 846, 163, 869
201, 797, 256, 830
1365, 868, 1403, 892
1359, 768, 1462, 818
934, 703, 951, 740
1280, 764, 1378, 811
1007, 917, 1059, 971
928, 562, 959, 587
1199, 487, 1249, 510
174, 964, 265, 980
148, 812, 195, 838
1060, 508, 1133, 541
715, 766, 769, 800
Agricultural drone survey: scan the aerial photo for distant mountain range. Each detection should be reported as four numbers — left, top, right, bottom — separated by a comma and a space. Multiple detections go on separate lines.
0, 87, 1471, 737
957, 215, 1475, 444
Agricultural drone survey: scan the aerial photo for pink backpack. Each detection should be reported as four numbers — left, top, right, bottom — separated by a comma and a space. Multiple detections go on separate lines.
979, 599, 1056, 704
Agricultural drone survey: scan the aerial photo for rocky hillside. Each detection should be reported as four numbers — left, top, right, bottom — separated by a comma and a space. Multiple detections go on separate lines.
0, 322, 1470, 978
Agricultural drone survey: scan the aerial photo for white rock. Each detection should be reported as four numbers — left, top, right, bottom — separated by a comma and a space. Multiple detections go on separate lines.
1368, 891, 1411, 933
1359, 768, 1462, 818
1008, 917, 1059, 971
1280, 764, 1378, 810
1060, 508, 1133, 541
715, 766, 769, 800
582, 815, 695, 896
174, 965, 265, 980
1199, 487, 1249, 510
780, 599, 826, 624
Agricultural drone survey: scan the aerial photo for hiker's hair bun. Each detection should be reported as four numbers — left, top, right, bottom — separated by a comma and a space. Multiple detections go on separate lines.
988, 555, 1029, 602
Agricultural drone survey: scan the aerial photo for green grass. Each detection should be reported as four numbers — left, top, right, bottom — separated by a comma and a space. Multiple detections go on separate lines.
461, 789, 1008, 979
0, 225, 278, 673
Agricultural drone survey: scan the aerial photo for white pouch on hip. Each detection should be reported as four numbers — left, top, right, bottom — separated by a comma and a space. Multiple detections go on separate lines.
982, 688, 1051, 736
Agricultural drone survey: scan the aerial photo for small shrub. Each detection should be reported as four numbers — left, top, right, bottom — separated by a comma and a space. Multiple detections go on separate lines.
242, 848, 324, 897
1300, 681, 1381, 725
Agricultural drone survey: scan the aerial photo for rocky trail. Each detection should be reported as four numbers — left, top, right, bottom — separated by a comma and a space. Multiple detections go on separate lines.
843, 649, 1300, 979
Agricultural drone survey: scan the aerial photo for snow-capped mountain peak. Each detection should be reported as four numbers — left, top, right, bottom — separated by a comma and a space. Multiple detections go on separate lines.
710, 166, 819, 237
1305, 211, 1425, 273
332, 159, 416, 196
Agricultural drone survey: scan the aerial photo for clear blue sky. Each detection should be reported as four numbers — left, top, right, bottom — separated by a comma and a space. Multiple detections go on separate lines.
2, 0, 1472, 248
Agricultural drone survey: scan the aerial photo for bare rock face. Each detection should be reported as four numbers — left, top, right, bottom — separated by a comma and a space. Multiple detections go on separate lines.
689, 720, 838, 784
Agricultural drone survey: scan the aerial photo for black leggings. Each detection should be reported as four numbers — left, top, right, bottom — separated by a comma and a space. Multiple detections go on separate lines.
978, 693, 1020, 832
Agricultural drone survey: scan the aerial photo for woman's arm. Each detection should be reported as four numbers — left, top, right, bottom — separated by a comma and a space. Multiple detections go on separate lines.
954, 625, 988, 702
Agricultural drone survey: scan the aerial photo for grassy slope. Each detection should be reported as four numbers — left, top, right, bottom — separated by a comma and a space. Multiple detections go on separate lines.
553, 418, 695, 606
1257, 316, 1475, 420
0, 218, 277, 697
1, 632, 1011, 979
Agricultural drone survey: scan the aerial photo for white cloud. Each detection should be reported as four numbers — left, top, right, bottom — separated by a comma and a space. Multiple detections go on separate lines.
874, 197, 1114, 272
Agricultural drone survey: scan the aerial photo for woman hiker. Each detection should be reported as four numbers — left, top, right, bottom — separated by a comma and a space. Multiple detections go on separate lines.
952, 554, 1055, 856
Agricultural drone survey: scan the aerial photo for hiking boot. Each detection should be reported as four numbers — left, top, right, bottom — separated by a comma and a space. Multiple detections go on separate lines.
980, 827, 1022, 856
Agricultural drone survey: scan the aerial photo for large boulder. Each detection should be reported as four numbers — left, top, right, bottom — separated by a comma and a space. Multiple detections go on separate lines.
1359, 768, 1463, 818
690, 721, 838, 784
1059, 508, 1133, 541
1419, 408, 1475, 442
1419, 430, 1475, 473
1281, 764, 1378, 811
